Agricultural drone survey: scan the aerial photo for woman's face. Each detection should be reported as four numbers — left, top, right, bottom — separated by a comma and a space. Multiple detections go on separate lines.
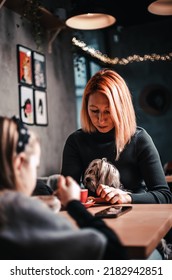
88, 92, 114, 133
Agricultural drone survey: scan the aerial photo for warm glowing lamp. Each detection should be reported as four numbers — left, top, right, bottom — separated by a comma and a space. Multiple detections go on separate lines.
65, 3, 116, 30
66, 13, 116, 30
148, 0, 172, 16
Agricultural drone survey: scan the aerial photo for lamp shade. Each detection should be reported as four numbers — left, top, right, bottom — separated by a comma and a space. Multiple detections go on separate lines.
66, 13, 116, 29
65, 1, 116, 30
148, 0, 172, 16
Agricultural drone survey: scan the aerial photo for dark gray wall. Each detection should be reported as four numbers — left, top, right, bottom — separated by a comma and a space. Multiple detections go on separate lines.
107, 19, 172, 165
0, 7, 77, 176
1, 5, 171, 176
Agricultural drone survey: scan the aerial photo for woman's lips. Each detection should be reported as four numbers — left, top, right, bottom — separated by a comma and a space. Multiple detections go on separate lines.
98, 126, 107, 129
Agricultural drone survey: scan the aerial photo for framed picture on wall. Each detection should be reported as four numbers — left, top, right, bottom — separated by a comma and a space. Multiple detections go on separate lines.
17, 45, 33, 86
19, 85, 34, 125
33, 51, 46, 89
34, 89, 48, 126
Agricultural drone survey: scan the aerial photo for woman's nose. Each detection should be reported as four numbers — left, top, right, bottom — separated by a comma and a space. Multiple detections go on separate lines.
98, 113, 105, 123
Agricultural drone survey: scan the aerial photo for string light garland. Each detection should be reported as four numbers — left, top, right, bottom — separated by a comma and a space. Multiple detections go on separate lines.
72, 37, 172, 65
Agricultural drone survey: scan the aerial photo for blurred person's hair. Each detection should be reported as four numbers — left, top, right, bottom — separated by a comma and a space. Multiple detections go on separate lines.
0, 116, 39, 190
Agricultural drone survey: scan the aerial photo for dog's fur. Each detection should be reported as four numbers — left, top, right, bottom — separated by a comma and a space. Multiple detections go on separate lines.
83, 157, 122, 193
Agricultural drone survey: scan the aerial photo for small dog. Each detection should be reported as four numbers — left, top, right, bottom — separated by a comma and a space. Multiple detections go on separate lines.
83, 157, 122, 193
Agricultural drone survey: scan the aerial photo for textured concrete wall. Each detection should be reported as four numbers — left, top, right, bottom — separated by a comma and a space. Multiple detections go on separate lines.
1, 5, 171, 176
0, 7, 77, 176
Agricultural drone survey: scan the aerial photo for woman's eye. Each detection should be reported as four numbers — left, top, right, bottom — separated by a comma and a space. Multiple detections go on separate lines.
90, 109, 110, 115
104, 110, 110, 114
91, 110, 99, 114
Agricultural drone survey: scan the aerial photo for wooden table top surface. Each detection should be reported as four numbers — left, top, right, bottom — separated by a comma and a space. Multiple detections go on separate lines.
60, 203, 172, 259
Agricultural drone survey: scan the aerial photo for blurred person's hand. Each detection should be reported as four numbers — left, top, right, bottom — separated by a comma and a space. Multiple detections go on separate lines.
54, 175, 81, 207
96, 184, 132, 204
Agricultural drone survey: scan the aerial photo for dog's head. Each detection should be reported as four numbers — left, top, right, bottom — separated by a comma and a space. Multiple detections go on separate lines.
83, 158, 121, 193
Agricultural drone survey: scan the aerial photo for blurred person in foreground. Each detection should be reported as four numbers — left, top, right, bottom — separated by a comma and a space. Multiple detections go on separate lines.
0, 115, 128, 260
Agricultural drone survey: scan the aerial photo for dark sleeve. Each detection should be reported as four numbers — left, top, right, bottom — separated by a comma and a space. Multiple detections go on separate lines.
61, 134, 83, 184
131, 129, 172, 204
67, 200, 128, 259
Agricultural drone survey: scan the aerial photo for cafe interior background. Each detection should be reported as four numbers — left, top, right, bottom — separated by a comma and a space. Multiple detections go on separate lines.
0, 0, 172, 177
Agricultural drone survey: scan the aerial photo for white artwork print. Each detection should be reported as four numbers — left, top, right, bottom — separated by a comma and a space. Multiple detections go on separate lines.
20, 86, 34, 125
35, 90, 48, 125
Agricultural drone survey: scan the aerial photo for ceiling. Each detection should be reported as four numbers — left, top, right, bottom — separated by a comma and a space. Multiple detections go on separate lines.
40, 0, 172, 29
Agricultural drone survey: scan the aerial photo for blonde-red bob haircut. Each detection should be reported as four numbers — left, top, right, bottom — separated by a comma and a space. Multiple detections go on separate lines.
80, 68, 136, 160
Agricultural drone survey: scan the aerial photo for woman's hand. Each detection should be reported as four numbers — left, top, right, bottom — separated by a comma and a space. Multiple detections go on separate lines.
96, 184, 132, 204
54, 175, 81, 207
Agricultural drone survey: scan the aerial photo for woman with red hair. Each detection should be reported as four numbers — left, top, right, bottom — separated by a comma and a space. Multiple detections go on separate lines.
61, 68, 172, 204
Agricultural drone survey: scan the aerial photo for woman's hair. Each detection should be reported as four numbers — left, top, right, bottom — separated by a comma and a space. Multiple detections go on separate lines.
80, 68, 136, 160
0, 116, 39, 190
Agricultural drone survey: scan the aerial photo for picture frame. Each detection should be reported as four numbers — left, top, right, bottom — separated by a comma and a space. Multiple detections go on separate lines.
19, 85, 34, 125
17, 45, 33, 86
33, 51, 46, 89
34, 90, 48, 126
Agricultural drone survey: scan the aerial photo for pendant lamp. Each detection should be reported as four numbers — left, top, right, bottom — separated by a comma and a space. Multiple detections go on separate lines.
65, 1, 116, 30
148, 0, 172, 16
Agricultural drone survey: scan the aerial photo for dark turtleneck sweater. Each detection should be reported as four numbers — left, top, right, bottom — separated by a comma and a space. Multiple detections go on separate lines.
61, 126, 172, 204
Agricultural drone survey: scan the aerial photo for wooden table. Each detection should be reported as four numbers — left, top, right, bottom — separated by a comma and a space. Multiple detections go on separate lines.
59, 204, 172, 259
